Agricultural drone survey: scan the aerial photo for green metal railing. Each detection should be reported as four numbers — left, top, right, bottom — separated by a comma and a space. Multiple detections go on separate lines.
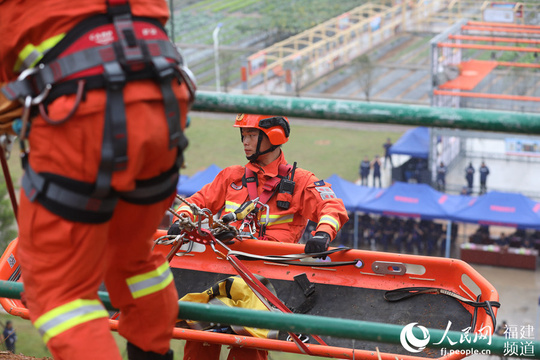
1, 280, 538, 357
192, 91, 540, 135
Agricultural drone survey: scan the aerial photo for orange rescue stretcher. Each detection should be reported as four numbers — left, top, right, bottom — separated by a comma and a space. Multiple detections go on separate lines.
0, 231, 499, 360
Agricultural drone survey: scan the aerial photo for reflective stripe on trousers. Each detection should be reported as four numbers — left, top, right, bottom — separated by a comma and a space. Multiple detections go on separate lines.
126, 261, 174, 299
34, 299, 108, 343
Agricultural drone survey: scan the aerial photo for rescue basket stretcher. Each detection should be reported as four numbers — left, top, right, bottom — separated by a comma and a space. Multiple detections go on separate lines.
0, 230, 498, 360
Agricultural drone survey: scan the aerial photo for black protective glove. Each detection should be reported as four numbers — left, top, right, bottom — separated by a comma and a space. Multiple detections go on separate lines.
167, 220, 181, 236
304, 231, 331, 258
214, 229, 237, 243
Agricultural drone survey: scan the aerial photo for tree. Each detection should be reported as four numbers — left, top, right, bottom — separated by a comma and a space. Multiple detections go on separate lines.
220, 50, 238, 93
0, 180, 17, 251
353, 54, 375, 102
292, 56, 313, 97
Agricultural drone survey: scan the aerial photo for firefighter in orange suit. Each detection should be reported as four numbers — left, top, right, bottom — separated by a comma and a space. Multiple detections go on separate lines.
0, 1, 195, 359
168, 114, 349, 360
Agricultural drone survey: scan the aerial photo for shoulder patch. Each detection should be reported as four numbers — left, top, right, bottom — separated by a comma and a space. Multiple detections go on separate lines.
314, 180, 325, 186
231, 182, 243, 191
314, 186, 337, 200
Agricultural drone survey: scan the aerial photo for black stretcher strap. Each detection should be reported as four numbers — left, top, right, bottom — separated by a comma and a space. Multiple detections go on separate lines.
384, 286, 500, 330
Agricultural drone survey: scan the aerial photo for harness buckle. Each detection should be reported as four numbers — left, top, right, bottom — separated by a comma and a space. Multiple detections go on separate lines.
152, 57, 175, 81
103, 62, 126, 89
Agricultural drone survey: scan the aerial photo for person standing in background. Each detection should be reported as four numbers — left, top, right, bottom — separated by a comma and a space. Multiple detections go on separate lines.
383, 138, 393, 168
436, 161, 447, 192
359, 156, 371, 186
479, 161, 490, 195
372, 155, 382, 188
2, 321, 16, 354
465, 162, 475, 194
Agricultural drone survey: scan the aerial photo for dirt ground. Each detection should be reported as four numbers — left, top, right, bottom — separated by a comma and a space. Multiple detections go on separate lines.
0, 352, 50, 360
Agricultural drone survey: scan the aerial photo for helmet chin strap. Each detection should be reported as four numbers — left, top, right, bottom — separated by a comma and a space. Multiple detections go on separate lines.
246, 131, 278, 162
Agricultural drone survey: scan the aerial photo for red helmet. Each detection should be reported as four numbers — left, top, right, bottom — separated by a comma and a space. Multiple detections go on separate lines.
233, 114, 290, 145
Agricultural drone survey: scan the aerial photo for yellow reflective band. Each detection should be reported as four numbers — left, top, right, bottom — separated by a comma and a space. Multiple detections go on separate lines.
260, 214, 294, 226
34, 299, 107, 343
14, 33, 65, 72
318, 215, 340, 231
126, 261, 174, 299
177, 204, 192, 212
225, 200, 241, 213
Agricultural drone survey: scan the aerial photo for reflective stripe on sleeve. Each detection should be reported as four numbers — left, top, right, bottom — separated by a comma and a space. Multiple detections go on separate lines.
225, 200, 241, 213
260, 214, 294, 226
34, 299, 108, 343
177, 204, 192, 213
318, 215, 340, 231
126, 261, 174, 299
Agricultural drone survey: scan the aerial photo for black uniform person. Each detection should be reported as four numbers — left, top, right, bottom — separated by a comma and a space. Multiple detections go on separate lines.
359, 156, 371, 186
3, 321, 16, 353
436, 161, 447, 192
479, 161, 490, 195
465, 162, 475, 194
372, 155, 382, 188
383, 138, 393, 168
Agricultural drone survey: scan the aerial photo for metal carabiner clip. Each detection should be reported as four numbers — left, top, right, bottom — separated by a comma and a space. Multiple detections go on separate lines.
19, 96, 33, 142
17, 64, 51, 106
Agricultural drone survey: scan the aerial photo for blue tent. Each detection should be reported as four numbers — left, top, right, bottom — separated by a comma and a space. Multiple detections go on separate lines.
448, 191, 540, 229
432, 193, 473, 214
357, 181, 449, 220
325, 174, 379, 212
176, 164, 222, 196
388, 127, 430, 159
177, 174, 189, 185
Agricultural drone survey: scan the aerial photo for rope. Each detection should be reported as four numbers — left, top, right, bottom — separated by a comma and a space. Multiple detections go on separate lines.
384, 287, 500, 330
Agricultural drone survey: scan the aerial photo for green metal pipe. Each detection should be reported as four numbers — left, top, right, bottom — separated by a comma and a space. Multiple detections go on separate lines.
1, 281, 538, 357
192, 91, 540, 135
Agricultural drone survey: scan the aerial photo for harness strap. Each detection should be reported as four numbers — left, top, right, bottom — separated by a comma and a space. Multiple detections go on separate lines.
245, 164, 292, 205
22, 160, 179, 223
22, 163, 118, 223
243, 164, 291, 236
95, 61, 127, 198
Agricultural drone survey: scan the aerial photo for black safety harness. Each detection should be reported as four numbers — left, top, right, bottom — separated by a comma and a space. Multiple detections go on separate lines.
241, 162, 296, 237
1, 0, 196, 223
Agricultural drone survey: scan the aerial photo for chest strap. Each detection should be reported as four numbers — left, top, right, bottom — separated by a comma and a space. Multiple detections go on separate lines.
8, 0, 195, 223
245, 164, 292, 206
243, 164, 292, 237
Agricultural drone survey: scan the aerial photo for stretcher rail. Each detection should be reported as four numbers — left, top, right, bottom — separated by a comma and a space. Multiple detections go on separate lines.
0, 280, 537, 358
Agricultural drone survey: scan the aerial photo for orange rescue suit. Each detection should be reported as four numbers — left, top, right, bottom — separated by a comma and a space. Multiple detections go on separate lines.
178, 151, 349, 243
0, 1, 189, 359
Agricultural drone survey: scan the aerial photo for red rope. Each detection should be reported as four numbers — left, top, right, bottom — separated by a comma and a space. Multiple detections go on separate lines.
0, 146, 18, 220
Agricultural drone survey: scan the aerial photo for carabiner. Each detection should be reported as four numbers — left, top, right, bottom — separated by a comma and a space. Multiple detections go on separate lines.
19, 96, 33, 142
17, 64, 51, 106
